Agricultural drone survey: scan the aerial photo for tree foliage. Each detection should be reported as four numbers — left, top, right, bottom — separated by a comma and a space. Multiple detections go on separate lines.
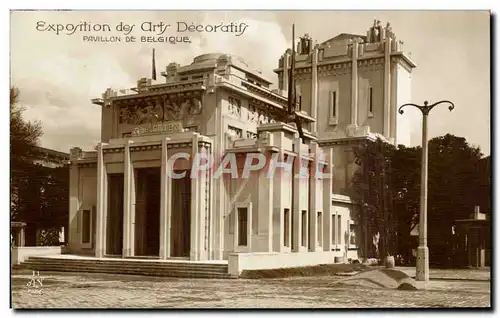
10, 87, 43, 169
10, 87, 69, 246
351, 134, 489, 265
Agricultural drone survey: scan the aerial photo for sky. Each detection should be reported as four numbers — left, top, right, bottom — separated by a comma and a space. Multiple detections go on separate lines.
10, 10, 491, 155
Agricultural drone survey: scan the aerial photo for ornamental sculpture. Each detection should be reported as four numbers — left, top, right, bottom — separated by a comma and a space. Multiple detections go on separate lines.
228, 96, 242, 118
118, 94, 203, 125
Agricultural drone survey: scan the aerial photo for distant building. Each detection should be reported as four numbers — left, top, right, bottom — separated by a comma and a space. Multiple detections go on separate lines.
33, 146, 69, 168
67, 20, 415, 265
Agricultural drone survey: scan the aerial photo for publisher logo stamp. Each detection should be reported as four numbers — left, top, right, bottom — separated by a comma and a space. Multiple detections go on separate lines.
26, 271, 44, 294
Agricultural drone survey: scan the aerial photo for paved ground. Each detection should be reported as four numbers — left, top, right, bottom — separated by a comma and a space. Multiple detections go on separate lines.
11, 269, 491, 309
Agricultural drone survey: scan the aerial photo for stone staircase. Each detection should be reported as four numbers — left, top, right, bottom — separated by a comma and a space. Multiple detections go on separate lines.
12, 256, 231, 279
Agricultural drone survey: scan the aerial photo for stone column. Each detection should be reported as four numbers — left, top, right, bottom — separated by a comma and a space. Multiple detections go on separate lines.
308, 143, 319, 252
95, 143, 107, 258
272, 145, 286, 252
19, 227, 25, 247
292, 138, 307, 252
190, 135, 201, 261
350, 40, 359, 128
383, 37, 392, 136
196, 142, 210, 261
258, 153, 274, 252
310, 46, 319, 133
322, 146, 333, 252
69, 164, 80, 249
122, 141, 132, 257
159, 138, 171, 259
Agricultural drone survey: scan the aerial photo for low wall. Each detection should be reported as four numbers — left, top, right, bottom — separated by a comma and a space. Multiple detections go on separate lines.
11, 246, 62, 265
228, 251, 340, 277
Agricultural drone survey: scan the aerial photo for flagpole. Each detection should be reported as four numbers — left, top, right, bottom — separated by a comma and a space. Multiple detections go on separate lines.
152, 48, 157, 81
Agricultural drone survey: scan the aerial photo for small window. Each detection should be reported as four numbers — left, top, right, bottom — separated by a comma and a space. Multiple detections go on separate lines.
368, 87, 374, 114
330, 90, 338, 125
82, 209, 91, 244
237, 207, 248, 246
301, 210, 307, 247
337, 215, 342, 245
180, 76, 189, 81
298, 95, 302, 111
192, 74, 203, 80
317, 212, 323, 245
284, 208, 290, 247
332, 92, 337, 117
331, 214, 336, 246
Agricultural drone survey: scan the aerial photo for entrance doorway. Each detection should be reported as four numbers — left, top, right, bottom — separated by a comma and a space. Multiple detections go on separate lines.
106, 174, 124, 256
170, 170, 191, 258
134, 167, 161, 257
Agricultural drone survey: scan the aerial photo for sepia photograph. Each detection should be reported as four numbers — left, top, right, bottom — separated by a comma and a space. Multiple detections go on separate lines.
9, 8, 492, 309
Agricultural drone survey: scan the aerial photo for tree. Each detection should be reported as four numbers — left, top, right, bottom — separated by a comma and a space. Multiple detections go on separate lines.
426, 134, 483, 266
10, 87, 43, 167
350, 137, 398, 259
350, 133, 489, 267
10, 87, 43, 219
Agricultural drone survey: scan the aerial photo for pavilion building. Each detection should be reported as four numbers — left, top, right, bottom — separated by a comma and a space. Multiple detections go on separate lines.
67, 21, 415, 266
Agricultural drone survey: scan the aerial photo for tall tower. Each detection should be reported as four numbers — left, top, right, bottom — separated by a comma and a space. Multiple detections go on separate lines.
274, 20, 416, 146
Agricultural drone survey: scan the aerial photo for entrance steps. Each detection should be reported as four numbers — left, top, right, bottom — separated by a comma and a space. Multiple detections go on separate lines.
13, 256, 231, 279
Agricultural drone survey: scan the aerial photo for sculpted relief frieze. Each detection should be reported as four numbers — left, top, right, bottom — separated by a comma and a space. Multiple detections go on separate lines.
247, 103, 277, 125
118, 93, 203, 125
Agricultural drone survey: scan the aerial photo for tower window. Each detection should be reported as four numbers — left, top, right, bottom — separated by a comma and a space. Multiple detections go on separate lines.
368, 87, 374, 114
331, 91, 337, 117
329, 90, 338, 125
298, 95, 302, 111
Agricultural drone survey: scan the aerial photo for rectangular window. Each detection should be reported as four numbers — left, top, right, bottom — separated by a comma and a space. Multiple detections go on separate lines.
368, 87, 374, 114
284, 208, 290, 247
237, 207, 248, 246
82, 209, 91, 244
337, 215, 342, 245
301, 210, 307, 247
298, 95, 302, 111
331, 214, 336, 246
331, 91, 337, 117
317, 212, 323, 245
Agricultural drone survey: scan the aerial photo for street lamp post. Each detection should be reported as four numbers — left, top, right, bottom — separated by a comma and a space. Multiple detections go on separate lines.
398, 100, 455, 282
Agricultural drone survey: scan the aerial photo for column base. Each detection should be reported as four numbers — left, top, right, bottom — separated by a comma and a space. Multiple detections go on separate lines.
416, 245, 429, 281
122, 248, 133, 258
95, 249, 104, 258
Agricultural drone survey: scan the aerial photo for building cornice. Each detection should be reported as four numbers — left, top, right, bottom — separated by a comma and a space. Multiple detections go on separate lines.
273, 52, 416, 75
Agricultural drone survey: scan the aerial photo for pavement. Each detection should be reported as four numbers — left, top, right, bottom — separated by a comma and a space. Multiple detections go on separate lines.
10, 268, 491, 309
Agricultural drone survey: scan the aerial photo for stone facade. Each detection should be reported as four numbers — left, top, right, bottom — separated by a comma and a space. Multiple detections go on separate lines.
67, 20, 415, 265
